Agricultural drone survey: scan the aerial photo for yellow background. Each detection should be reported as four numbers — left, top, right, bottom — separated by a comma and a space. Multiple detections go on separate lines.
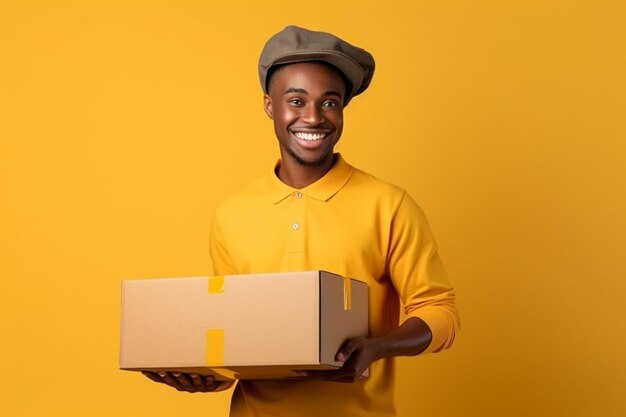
1, 1, 625, 416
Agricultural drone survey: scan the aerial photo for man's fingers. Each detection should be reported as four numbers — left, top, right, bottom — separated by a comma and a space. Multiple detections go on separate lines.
336, 338, 361, 361
142, 370, 224, 392
190, 373, 204, 390
161, 371, 182, 388
204, 375, 218, 391
142, 371, 165, 384
173, 372, 196, 392
190, 373, 217, 391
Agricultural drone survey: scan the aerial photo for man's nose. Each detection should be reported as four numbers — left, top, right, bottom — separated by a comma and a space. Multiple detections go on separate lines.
302, 104, 325, 124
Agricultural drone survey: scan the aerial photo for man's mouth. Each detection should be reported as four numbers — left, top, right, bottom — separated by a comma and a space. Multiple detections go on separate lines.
292, 131, 329, 141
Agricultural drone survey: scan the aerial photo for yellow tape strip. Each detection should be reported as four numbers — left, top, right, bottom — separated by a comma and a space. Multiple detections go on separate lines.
343, 277, 352, 311
206, 329, 224, 366
208, 275, 224, 294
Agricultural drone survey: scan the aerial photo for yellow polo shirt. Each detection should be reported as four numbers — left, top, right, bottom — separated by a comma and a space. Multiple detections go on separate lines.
210, 154, 459, 417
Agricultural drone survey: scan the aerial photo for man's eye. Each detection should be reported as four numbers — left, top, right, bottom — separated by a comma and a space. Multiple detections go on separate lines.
288, 99, 303, 105
323, 101, 339, 108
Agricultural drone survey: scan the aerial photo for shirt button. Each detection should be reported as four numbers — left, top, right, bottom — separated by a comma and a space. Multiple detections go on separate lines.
292, 223, 300, 230
295, 192, 302, 199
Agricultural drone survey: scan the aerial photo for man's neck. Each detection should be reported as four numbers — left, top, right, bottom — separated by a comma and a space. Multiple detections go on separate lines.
276, 154, 337, 189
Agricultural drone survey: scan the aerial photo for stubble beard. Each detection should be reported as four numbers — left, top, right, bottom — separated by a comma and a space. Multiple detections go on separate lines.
286, 144, 334, 168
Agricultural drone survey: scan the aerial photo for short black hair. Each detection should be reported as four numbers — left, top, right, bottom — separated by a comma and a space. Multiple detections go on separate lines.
265, 61, 353, 104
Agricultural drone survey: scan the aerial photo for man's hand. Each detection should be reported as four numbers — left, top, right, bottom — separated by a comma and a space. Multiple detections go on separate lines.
142, 371, 232, 393
308, 317, 433, 383
307, 336, 381, 383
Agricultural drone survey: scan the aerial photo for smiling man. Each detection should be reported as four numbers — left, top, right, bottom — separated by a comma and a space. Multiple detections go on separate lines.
265, 61, 345, 188
144, 26, 459, 417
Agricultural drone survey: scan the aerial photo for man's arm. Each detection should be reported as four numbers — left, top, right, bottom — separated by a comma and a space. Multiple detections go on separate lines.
312, 191, 459, 383
387, 192, 459, 355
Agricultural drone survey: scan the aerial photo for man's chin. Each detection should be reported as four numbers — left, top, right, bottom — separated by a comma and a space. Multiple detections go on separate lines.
292, 153, 333, 168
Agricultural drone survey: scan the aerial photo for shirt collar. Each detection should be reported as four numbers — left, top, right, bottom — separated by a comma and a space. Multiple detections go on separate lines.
266, 153, 355, 204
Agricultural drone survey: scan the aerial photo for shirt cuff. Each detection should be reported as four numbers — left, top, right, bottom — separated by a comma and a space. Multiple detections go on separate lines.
407, 306, 458, 354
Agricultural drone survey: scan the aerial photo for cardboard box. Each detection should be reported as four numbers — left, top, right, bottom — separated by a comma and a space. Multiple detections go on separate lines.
120, 270, 368, 380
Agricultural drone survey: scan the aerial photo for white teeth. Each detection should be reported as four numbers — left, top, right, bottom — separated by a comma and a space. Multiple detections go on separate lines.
294, 132, 326, 141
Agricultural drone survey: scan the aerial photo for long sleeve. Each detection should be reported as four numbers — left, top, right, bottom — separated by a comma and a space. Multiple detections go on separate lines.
387, 191, 460, 353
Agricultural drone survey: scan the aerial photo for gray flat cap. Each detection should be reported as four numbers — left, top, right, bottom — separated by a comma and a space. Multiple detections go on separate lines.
259, 26, 375, 104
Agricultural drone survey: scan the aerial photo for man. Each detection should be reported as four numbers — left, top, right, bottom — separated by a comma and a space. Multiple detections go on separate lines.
144, 25, 459, 416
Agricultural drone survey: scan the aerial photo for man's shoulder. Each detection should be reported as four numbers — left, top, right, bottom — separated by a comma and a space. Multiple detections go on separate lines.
349, 165, 406, 198
219, 173, 267, 201
214, 173, 271, 214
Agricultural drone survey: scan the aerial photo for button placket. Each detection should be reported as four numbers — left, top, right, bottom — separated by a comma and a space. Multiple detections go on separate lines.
287, 191, 304, 255
292, 191, 303, 232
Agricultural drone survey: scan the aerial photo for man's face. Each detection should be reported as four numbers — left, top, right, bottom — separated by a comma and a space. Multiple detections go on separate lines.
264, 62, 346, 169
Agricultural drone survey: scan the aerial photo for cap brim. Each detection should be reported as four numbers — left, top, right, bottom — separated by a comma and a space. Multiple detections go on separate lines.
267, 51, 364, 97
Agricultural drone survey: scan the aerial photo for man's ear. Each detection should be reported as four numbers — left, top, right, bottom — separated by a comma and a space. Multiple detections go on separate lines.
263, 94, 274, 120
